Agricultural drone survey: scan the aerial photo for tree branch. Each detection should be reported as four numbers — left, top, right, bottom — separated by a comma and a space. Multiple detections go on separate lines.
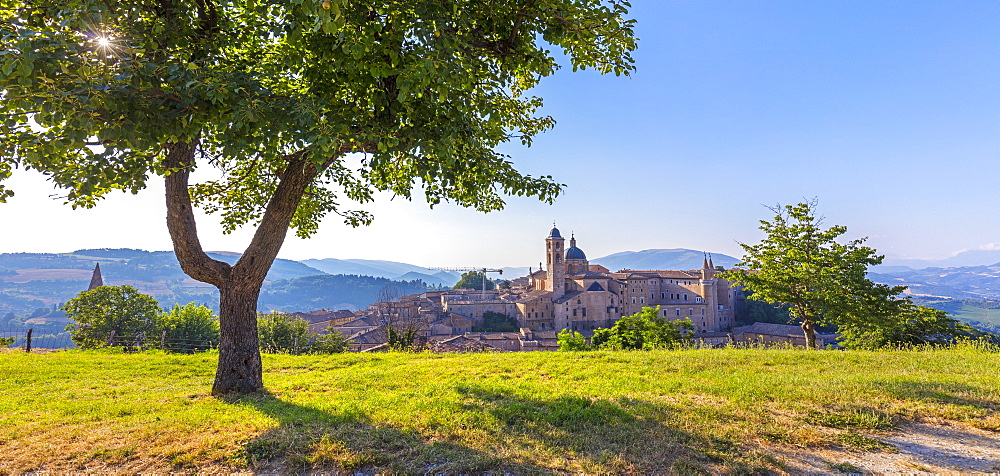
164, 138, 231, 286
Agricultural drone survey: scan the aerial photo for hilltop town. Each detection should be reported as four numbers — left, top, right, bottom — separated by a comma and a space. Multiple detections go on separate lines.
285, 226, 835, 352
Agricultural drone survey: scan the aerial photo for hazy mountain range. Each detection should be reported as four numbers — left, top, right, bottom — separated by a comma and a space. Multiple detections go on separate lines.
879, 248, 1000, 271
4, 247, 1000, 320
592, 249, 740, 272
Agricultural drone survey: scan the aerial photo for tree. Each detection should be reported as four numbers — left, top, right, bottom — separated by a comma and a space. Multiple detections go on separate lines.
307, 328, 350, 354
63, 285, 162, 349
386, 326, 419, 351
590, 306, 694, 350
453, 271, 496, 291
837, 300, 974, 349
1, 1, 636, 393
472, 311, 519, 332
557, 328, 590, 351
257, 312, 312, 354
158, 303, 220, 352
719, 201, 907, 349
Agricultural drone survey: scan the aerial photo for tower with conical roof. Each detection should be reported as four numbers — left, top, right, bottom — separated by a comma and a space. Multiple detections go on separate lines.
87, 263, 104, 291
545, 224, 565, 298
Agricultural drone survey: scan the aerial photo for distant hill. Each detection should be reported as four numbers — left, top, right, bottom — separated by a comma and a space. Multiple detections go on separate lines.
258, 275, 433, 313
881, 249, 1000, 270
301, 258, 463, 284
869, 263, 1000, 300
300, 258, 531, 286
592, 249, 740, 272
0, 249, 327, 315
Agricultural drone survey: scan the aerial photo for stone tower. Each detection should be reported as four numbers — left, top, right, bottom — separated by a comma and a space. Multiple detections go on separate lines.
88, 263, 104, 291
546, 225, 565, 298
700, 253, 718, 330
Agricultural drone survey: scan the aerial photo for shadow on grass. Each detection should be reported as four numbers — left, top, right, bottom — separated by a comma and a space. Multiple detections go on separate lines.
222, 391, 505, 474
871, 380, 1000, 411
221, 388, 779, 475
453, 385, 776, 474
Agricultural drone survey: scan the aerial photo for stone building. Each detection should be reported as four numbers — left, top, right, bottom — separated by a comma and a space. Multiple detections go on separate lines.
517, 226, 742, 334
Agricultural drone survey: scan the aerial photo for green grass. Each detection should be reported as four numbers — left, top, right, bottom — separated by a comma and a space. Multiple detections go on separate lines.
1, 343, 998, 474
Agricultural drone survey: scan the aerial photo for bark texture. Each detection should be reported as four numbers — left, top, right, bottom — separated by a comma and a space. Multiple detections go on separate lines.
801, 319, 817, 350
164, 140, 319, 395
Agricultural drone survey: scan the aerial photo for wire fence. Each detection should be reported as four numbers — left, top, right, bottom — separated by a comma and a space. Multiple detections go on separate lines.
0, 329, 74, 351
0, 328, 215, 353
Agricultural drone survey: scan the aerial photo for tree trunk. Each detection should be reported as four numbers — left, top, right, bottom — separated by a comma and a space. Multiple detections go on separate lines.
213, 282, 264, 394
801, 319, 817, 350
163, 139, 321, 395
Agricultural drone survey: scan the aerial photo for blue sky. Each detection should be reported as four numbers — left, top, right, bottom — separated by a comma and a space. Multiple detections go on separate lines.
2, 0, 998, 267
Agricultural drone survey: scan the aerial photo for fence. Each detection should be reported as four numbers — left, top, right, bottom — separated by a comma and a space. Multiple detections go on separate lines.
0, 328, 215, 353
0, 329, 74, 351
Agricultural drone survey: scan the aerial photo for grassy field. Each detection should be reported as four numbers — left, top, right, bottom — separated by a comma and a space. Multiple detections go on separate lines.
1, 344, 998, 474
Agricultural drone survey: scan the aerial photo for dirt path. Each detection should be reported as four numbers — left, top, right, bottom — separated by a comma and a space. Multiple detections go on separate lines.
775, 422, 1000, 474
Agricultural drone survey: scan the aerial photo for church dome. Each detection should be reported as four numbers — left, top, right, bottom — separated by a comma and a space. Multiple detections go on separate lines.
548, 226, 562, 238
565, 245, 587, 261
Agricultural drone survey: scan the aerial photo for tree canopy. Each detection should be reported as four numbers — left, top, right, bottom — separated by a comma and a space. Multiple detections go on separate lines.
720, 201, 909, 349
453, 270, 496, 291
1, 0, 636, 393
63, 285, 162, 348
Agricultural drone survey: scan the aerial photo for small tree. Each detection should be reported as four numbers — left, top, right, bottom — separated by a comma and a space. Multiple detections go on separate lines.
720, 201, 907, 349
837, 301, 974, 349
257, 312, 311, 354
590, 306, 694, 350
386, 326, 419, 351
472, 311, 519, 332
158, 303, 220, 352
557, 329, 590, 351
307, 327, 350, 354
453, 271, 495, 291
63, 285, 162, 349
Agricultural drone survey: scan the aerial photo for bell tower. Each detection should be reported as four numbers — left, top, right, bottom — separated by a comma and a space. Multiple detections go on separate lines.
546, 224, 565, 298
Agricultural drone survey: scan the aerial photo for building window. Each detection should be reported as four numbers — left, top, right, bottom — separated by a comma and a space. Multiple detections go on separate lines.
684, 294, 688, 301
688, 308, 693, 316
573, 309, 577, 317
695, 297, 702, 304
582, 308, 587, 317
676, 309, 680, 316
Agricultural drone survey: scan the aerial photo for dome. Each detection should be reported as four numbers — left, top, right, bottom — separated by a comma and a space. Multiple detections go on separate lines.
565, 246, 587, 261
548, 227, 562, 238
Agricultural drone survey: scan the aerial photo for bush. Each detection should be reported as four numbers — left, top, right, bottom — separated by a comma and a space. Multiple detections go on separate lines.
63, 285, 162, 349
307, 329, 349, 354
158, 303, 220, 352
557, 329, 590, 351
590, 306, 694, 350
257, 312, 311, 354
472, 311, 519, 332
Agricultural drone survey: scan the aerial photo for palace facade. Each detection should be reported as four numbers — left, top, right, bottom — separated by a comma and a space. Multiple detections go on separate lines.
515, 226, 742, 334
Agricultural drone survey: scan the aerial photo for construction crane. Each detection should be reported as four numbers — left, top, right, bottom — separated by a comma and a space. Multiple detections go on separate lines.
430, 267, 503, 301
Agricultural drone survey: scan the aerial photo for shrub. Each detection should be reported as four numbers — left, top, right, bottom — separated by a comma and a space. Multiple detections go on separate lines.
257, 312, 311, 354
158, 303, 220, 352
63, 285, 162, 349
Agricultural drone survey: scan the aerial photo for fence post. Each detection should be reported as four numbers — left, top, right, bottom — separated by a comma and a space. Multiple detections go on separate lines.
107, 330, 116, 347
161, 330, 167, 350
25, 328, 32, 353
